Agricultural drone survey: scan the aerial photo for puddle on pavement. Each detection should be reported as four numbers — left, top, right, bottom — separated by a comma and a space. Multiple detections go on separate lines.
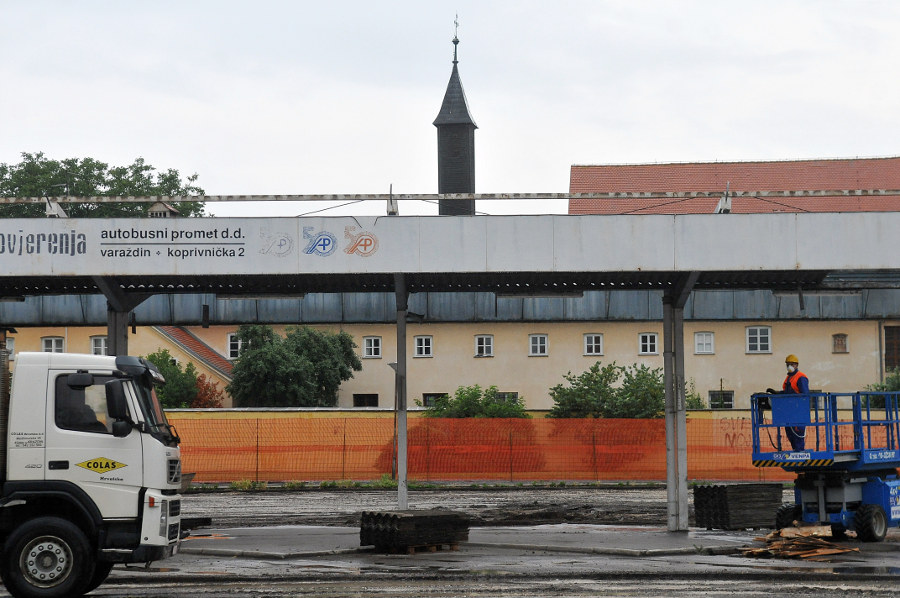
830, 566, 900, 575
718, 561, 900, 576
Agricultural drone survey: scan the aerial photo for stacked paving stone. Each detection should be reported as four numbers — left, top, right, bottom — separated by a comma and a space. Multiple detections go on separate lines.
360, 510, 469, 553
693, 483, 784, 530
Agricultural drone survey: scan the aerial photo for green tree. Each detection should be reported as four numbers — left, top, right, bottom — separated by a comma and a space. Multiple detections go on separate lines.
419, 385, 530, 418
145, 349, 199, 409
607, 364, 665, 418
234, 324, 278, 357
227, 325, 362, 407
547, 362, 620, 418
547, 361, 667, 418
0, 152, 205, 217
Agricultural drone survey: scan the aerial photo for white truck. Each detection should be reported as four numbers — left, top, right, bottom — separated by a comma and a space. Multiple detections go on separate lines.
0, 352, 182, 597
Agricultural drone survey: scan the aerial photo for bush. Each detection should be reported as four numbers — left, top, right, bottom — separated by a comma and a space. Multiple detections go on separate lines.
547, 362, 620, 418
685, 379, 706, 409
547, 361, 666, 418
192, 374, 225, 408
868, 368, 900, 392
610, 364, 665, 418
419, 385, 530, 418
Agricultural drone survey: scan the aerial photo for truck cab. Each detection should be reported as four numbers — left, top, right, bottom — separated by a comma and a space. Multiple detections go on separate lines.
0, 352, 182, 598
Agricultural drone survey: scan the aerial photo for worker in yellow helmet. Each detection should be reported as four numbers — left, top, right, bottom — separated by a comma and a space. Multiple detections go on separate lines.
765, 355, 809, 450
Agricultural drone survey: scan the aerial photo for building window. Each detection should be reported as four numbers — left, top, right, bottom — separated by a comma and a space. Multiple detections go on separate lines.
639, 333, 658, 355
414, 335, 433, 358
5, 337, 14, 360
746, 326, 771, 354
886, 326, 900, 371
496, 391, 519, 402
90, 336, 108, 356
584, 333, 603, 356
529, 334, 548, 356
352, 394, 378, 407
422, 393, 447, 407
475, 335, 493, 357
227, 333, 242, 359
42, 337, 64, 353
363, 336, 382, 359
694, 332, 714, 354
708, 390, 734, 409
832, 333, 848, 354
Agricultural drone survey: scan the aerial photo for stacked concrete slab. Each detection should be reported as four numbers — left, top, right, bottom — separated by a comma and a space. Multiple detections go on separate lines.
693, 483, 784, 530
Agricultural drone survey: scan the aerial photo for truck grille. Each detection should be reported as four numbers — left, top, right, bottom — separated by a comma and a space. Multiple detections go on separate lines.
168, 459, 182, 485
169, 500, 181, 517
168, 522, 181, 542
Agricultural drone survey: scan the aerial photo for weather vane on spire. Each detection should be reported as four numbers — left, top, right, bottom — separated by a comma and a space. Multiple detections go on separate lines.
452, 14, 460, 64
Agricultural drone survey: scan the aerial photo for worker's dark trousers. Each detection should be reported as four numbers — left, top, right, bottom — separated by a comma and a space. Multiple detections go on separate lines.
786, 427, 805, 451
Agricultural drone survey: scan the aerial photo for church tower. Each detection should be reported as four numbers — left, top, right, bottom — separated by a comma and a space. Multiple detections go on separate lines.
433, 28, 477, 215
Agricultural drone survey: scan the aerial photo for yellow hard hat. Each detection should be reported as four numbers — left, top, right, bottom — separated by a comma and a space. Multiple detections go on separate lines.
785, 354, 799, 364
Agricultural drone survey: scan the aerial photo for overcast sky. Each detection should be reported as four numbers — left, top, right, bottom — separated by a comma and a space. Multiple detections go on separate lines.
2, 1, 899, 217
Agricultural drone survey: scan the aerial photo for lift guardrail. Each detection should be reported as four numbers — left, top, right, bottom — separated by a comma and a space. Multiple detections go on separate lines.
751, 391, 900, 472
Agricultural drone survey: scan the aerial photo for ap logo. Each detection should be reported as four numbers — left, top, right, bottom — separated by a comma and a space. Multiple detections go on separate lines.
344, 226, 378, 257
259, 231, 294, 257
303, 227, 337, 257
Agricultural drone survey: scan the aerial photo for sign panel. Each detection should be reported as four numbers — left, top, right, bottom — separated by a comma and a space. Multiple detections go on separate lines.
1, 213, 896, 278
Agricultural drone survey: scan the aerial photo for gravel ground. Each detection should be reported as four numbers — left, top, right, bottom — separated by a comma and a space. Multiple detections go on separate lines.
180, 484, 794, 528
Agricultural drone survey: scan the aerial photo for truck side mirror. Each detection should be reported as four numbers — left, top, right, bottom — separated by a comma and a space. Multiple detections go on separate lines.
106, 380, 129, 418
105, 380, 133, 437
111, 420, 132, 438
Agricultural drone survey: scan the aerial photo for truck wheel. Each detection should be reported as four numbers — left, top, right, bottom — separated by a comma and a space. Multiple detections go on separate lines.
0, 517, 95, 598
82, 562, 113, 594
775, 503, 801, 530
855, 504, 888, 542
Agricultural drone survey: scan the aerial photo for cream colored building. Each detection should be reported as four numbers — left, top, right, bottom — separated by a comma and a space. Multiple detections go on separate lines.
6, 316, 891, 411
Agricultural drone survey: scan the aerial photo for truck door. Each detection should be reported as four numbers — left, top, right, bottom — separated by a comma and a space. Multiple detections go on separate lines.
44, 371, 145, 518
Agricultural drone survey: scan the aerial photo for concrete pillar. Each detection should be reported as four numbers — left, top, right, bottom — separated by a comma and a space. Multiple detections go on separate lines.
662, 272, 698, 532
394, 273, 409, 509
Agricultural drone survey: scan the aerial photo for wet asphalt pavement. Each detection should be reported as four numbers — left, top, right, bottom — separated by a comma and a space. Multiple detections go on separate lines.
2, 487, 899, 596
102, 487, 900, 596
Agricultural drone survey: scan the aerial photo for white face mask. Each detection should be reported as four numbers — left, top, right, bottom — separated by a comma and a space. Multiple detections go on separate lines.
787, 365, 797, 374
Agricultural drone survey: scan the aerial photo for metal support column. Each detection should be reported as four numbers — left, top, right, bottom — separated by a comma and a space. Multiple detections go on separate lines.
663, 272, 698, 532
93, 277, 150, 356
393, 273, 409, 509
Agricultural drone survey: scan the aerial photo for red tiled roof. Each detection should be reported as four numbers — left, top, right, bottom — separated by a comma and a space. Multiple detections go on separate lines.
155, 326, 233, 378
569, 157, 900, 215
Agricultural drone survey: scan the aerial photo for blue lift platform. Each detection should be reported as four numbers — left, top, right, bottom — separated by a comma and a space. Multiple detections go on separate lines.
751, 391, 900, 541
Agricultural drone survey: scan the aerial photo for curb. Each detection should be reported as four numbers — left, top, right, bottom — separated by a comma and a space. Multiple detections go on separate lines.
178, 546, 364, 559
466, 541, 743, 557
178, 541, 744, 560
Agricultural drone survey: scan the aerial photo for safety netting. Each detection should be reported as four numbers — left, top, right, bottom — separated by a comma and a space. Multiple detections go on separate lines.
167, 416, 793, 483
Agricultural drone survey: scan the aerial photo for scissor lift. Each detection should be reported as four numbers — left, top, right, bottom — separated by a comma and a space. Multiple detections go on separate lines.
751, 391, 900, 541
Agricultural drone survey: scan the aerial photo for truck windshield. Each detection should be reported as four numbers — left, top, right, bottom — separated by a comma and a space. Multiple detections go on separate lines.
132, 380, 179, 447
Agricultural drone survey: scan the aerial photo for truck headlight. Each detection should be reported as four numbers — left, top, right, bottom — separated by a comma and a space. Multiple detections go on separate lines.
159, 499, 169, 538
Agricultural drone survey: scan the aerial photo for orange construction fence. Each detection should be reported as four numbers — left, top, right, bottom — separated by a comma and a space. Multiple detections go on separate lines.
167, 416, 793, 484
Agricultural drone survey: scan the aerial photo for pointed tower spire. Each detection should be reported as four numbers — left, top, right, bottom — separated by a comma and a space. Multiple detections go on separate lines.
434, 18, 477, 215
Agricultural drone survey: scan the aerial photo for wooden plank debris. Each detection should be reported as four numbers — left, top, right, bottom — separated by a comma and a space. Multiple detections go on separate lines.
742, 526, 860, 560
